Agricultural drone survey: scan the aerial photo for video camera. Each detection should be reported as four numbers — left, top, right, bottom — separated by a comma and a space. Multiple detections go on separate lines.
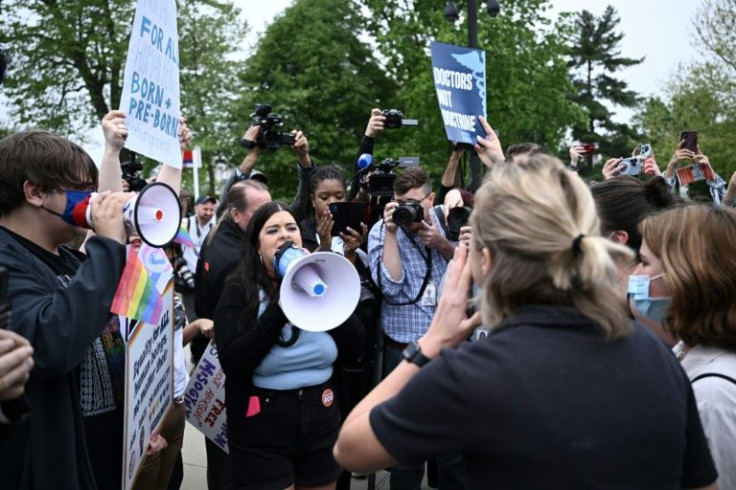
365, 157, 419, 197
250, 104, 296, 150
120, 152, 147, 192
382, 109, 418, 129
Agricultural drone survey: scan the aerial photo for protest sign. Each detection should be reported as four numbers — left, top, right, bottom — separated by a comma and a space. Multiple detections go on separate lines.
184, 341, 228, 453
123, 281, 174, 489
119, 0, 182, 167
430, 41, 487, 145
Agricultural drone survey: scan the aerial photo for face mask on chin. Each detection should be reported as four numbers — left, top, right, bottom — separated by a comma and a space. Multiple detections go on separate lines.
628, 273, 671, 324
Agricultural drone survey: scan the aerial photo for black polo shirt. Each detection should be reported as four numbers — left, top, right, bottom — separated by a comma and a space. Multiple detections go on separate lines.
371, 305, 717, 489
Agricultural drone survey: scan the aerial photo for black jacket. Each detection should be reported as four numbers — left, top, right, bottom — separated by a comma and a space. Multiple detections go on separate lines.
0, 229, 126, 490
192, 218, 245, 363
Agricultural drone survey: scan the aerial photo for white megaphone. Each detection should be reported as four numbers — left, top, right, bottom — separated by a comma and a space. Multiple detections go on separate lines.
273, 242, 361, 332
67, 182, 182, 248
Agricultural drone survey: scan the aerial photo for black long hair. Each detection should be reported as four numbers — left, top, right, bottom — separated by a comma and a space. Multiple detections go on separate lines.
228, 201, 298, 332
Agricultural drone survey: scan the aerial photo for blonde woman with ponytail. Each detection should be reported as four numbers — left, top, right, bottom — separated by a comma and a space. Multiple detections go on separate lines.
334, 125, 718, 489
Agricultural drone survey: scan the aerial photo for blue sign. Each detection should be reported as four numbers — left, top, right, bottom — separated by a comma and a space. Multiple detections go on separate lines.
430, 41, 487, 145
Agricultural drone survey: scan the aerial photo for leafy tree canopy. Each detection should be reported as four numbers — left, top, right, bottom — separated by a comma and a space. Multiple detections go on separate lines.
0, 0, 248, 196
233, 0, 397, 200
563, 5, 643, 160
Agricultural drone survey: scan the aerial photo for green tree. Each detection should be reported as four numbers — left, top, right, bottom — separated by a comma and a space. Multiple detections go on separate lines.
0, 0, 247, 194
357, 0, 584, 183
635, 0, 736, 187
233, 0, 397, 200
564, 5, 643, 160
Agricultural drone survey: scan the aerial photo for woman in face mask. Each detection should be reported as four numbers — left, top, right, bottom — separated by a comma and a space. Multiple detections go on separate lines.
627, 232, 676, 346
637, 204, 736, 489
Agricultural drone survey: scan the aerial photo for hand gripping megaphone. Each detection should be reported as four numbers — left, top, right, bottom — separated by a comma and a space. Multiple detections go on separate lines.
67, 182, 182, 248
273, 242, 361, 332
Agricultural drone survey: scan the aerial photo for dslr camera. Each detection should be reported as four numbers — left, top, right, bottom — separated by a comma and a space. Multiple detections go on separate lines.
382, 109, 418, 129
447, 206, 471, 241
250, 104, 296, 150
393, 201, 424, 228
173, 256, 195, 292
120, 153, 147, 192
366, 157, 419, 197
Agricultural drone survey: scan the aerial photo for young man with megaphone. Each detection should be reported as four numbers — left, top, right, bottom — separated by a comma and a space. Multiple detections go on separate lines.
0, 127, 132, 489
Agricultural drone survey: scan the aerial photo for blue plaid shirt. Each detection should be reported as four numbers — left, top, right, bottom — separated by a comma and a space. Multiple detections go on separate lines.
368, 207, 450, 343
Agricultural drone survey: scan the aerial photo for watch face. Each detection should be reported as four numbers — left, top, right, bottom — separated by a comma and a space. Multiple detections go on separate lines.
402, 342, 419, 361
402, 341, 430, 367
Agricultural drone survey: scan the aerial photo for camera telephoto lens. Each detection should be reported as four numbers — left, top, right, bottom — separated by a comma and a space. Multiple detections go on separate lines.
393, 203, 421, 228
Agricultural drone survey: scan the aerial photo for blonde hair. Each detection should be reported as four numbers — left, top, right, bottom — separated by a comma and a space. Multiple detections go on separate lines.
640, 205, 736, 349
471, 154, 634, 338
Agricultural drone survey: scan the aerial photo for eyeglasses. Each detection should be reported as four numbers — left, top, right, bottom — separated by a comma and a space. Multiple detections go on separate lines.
395, 191, 432, 205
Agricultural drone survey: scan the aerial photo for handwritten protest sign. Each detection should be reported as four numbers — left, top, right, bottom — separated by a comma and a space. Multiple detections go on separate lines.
430, 41, 487, 145
119, 0, 181, 167
184, 341, 229, 453
123, 281, 174, 489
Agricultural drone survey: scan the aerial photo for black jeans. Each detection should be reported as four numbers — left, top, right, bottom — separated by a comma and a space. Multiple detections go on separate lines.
228, 383, 343, 490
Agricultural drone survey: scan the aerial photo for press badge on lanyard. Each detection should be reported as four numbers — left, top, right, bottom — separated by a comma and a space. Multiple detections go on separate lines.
420, 282, 437, 306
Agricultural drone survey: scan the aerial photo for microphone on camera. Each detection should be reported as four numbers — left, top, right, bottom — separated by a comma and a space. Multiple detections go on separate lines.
357, 153, 374, 171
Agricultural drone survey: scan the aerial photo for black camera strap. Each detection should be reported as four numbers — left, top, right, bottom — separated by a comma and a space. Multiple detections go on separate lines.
377, 223, 433, 306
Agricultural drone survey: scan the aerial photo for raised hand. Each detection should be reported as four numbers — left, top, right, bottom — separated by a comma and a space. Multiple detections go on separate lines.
474, 116, 505, 168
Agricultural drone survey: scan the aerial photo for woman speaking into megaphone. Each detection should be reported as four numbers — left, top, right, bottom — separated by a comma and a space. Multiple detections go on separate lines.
214, 201, 366, 489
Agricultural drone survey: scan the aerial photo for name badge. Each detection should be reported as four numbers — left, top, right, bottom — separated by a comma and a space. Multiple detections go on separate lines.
421, 282, 437, 306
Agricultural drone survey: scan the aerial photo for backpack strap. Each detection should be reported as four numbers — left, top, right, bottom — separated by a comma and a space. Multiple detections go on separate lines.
691, 373, 736, 385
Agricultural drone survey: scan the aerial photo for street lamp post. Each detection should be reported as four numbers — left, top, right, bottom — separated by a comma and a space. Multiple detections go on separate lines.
444, 0, 500, 191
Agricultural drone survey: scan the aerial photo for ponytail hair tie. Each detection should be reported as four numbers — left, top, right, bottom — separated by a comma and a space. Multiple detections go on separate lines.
572, 234, 585, 256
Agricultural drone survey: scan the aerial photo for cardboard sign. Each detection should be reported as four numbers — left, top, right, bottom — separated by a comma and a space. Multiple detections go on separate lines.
430, 41, 487, 145
119, 0, 182, 167
184, 341, 229, 453
123, 281, 174, 489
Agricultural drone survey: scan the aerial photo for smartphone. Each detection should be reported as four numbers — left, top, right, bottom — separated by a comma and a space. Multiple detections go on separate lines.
582, 143, 597, 155
329, 202, 366, 237
680, 130, 698, 153
618, 157, 642, 176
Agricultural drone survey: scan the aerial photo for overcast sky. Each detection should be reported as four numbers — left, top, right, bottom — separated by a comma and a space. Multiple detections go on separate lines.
0, 0, 704, 162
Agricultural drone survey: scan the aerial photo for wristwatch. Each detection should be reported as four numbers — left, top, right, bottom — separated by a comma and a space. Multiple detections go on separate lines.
402, 341, 432, 368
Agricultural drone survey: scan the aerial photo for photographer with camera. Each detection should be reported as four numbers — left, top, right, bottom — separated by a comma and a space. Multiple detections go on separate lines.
367, 167, 463, 489
217, 105, 316, 222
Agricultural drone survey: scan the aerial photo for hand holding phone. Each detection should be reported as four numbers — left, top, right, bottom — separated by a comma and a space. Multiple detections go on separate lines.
680, 130, 698, 153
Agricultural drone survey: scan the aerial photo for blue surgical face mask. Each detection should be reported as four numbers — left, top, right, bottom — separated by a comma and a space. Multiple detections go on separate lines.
42, 189, 94, 227
628, 274, 671, 324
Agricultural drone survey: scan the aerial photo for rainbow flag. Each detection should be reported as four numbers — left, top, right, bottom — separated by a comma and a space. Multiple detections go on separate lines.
174, 224, 197, 249
111, 246, 164, 324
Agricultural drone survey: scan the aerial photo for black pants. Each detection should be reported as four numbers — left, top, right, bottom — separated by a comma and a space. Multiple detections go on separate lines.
228, 384, 342, 490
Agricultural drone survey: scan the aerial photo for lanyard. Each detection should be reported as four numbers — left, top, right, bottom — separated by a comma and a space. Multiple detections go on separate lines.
377, 222, 433, 306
